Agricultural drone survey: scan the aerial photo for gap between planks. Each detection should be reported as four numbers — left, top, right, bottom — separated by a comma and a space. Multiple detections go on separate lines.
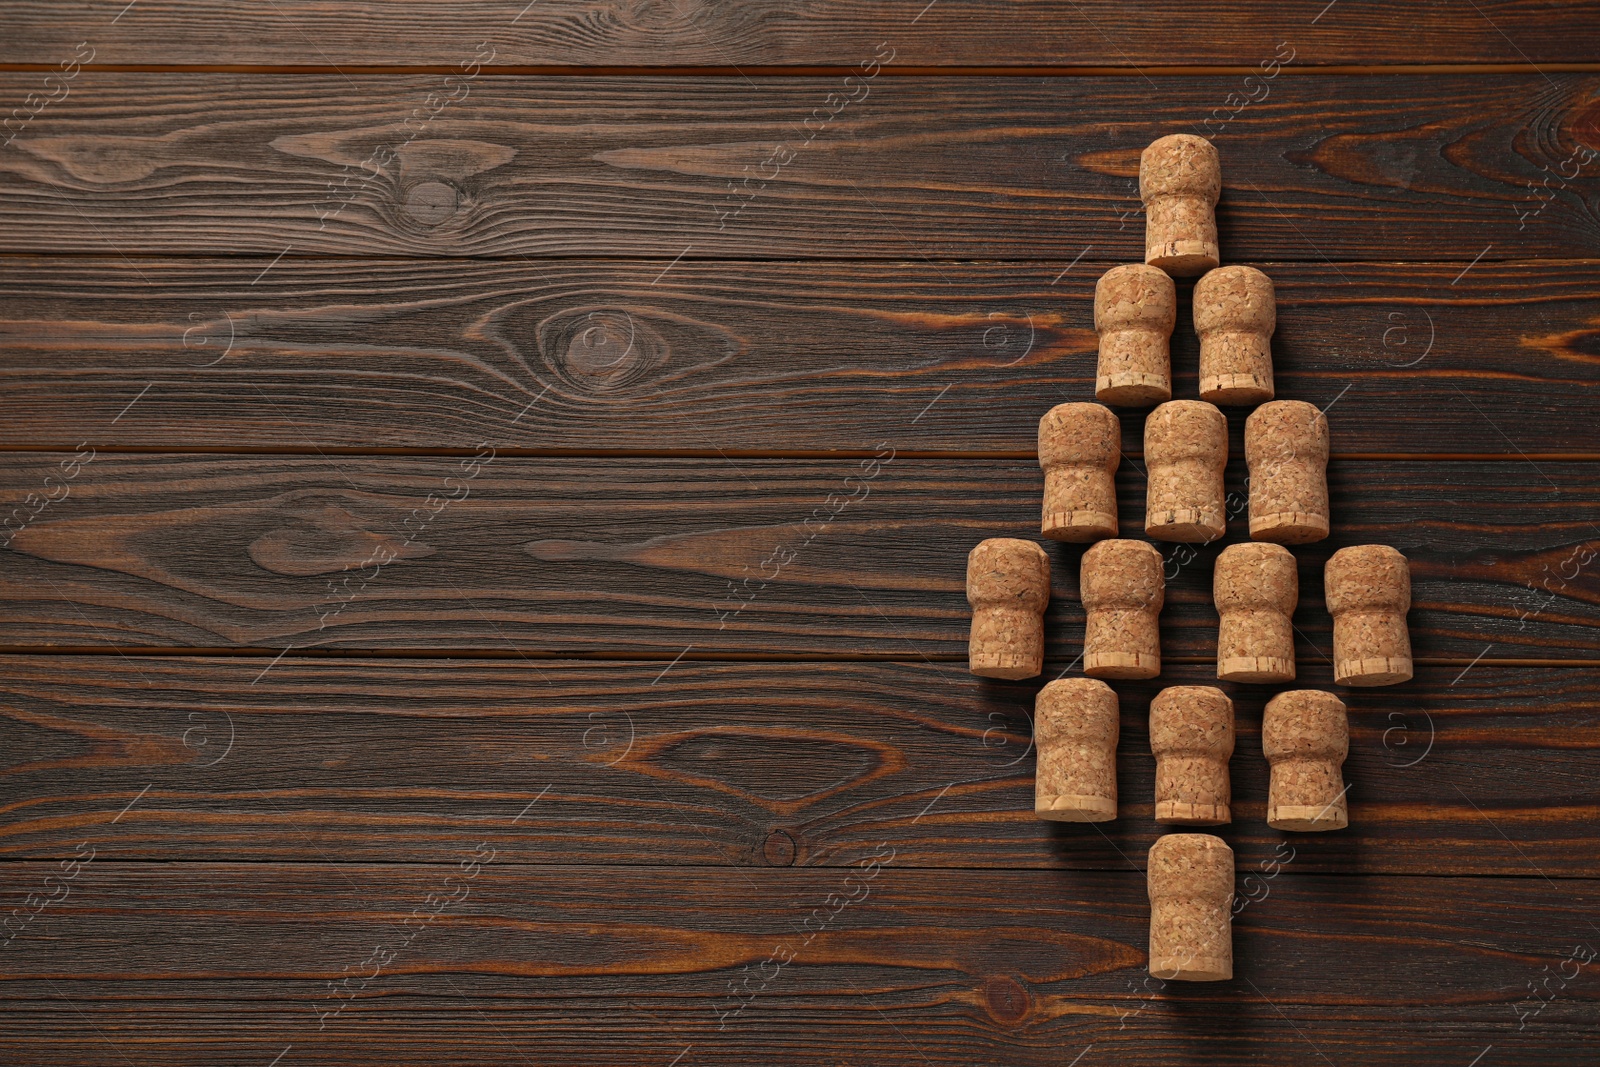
0, 254, 1593, 265
0, 858, 1583, 879
0, 647, 1588, 667
1, 63, 1597, 76
0, 252, 1566, 267
0, 447, 1593, 462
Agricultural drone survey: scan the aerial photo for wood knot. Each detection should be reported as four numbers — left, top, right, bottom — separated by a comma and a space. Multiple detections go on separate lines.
402, 180, 460, 226
537, 304, 673, 393
762, 829, 797, 866
980, 309, 1040, 366
568, 311, 641, 375
982, 975, 1030, 1024
1527, 322, 1600, 364
247, 501, 433, 577
1075, 146, 1142, 178
1571, 94, 1600, 148
622, 0, 704, 30
484, 292, 745, 400
647, 729, 882, 807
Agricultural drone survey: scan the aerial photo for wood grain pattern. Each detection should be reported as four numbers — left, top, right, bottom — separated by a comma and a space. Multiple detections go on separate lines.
3, 257, 1596, 454
6, 0, 1600, 68
1, 863, 1594, 1065
0, 656, 1593, 876
0, 455, 1592, 657
2, 74, 1598, 258
4, 4, 1598, 1060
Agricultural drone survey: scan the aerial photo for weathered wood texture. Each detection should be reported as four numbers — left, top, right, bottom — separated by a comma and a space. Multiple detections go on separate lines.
2, 75, 1597, 258
5, 5, 1599, 1061
7, 0, 1600, 67
1, 863, 1593, 1065
0, 656, 1591, 876
0, 455, 1591, 657
2, 257, 1594, 454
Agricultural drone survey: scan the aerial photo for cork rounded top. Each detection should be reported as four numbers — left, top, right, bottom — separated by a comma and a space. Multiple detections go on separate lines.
1245, 400, 1330, 467
1149, 685, 1235, 758
1193, 266, 1276, 336
1213, 542, 1298, 613
1144, 400, 1228, 464
1094, 264, 1177, 334
1324, 544, 1410, 615
1262, 689, 1349, 762
1081, 538, 1164, 611
967, 538, 1051, 609
1147, 832, 1233, 899
1036, 677, 1120, 747
1039, 402, 1120, 471
1139, 134, 1221, 204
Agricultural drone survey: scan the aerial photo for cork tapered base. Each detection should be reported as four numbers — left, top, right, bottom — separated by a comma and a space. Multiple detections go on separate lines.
1146, 242, 1219, 278
1156, 800, 1231, 825
1147, 508, 1225, 543
1333, 656, 1413, 687
1251, 511, 1330, 545
1268, 803, 1348, 832
1199, 373, 1274, 406
1084, 650, 1160, 680
1096, 372, 1171, 407
970, 648, 1043, 680
1042, 509, 1118, 543
1036, 793, 1118, 823
1217, 655, 1295, 684
1150, 954, 1232, 982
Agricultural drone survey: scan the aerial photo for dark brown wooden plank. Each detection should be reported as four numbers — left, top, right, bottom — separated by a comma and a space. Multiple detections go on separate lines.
0, 863, 1593, 1065
0, 656, 1592, 876
2, 257, 1595, 454
5, 1, 1598, 67
0, 455, 1592, 658
1, 74, 1596, 258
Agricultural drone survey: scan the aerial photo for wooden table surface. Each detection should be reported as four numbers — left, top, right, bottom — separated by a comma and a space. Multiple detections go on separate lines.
3, 3, 1598, 1063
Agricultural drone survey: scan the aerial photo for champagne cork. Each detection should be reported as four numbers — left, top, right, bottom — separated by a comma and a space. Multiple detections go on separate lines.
1194, 266, 1276, 405
1139, 134, 1221, 277
1034, 678, 1120, 823
1325, 545, 1413, 687
1145, 400, 1227, 543
1147, 833, 1233, 982
1246, 400, 1330, 544
1081, 539, 1163, 680
1094, 264, 1176, 406
966, 538, 1050, 680
1038, 402, 1119, 543
1149, 686, 1234, 825
1214, 542, 1297, 684
1263, 690, 1349, 831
